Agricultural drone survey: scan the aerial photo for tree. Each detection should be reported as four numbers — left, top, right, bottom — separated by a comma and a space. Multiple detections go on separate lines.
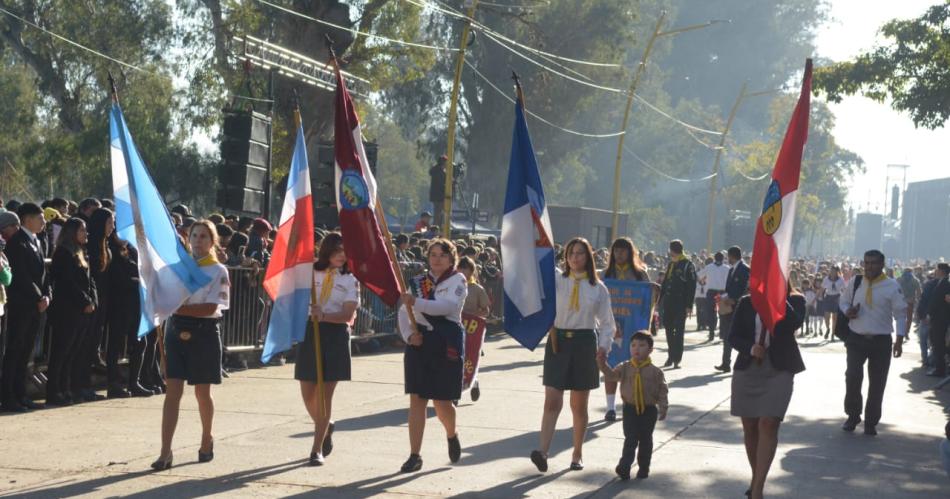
813, 3, 950, 129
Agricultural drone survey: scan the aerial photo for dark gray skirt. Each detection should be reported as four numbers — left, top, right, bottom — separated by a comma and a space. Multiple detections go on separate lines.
731, 355, 794, 419
294, 322, 352, 382
164, 315, 222, 385
542, 329, 599, 391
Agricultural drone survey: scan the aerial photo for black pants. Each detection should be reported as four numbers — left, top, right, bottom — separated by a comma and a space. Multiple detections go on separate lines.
620, 403, 658, 470
74, 304, 108, 393
107, 302, 140, 387
694, 297, 707, 330
141, 328, 162, 388
1, 306, 43, 405
720, 312, 734, 367
845, 334, 892, 426
663, 306, 687, 364
706, 290, 722, 335
930, 319, 948, 375
47, 307, 90, 397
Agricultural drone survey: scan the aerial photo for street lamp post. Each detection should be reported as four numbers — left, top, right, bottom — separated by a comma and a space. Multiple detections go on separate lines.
610, 14, 729, 242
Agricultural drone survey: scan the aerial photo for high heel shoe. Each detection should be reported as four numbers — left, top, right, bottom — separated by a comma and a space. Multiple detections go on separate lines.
198, 440, 214, 463
150, 453, 173, 471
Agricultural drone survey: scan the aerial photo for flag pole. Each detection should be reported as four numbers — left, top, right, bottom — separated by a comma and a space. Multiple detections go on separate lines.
292, 89, 327, 418
109, 70, 169, 378
324, 36, 420, 338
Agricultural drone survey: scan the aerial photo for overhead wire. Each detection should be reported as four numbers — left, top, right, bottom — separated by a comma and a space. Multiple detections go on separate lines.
465, 60, 624, 138
254, 0, 458, 52
407, 0, 623, 68
0, 6, 149, 74
624, 145, 718, 183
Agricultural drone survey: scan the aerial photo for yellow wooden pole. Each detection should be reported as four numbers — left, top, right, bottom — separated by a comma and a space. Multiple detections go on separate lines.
705, 81, 747, 251
610, 12, 666, 242
442, 0, 479, 238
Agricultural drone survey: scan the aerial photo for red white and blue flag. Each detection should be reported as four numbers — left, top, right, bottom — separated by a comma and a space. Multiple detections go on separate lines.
332, 63, 402, 306
749, 59, 812, 333
261, 116, 315, 363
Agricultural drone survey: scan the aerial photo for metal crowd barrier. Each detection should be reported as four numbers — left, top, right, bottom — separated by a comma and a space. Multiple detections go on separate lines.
220, 266, 269, 352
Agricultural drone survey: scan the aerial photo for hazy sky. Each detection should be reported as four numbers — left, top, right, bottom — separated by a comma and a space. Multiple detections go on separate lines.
814, 0, 950, 215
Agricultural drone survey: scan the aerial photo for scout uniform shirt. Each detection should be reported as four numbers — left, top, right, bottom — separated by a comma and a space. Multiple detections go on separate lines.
398, 271, 468, 341
182, 258, 230, 318
554, 272, 616, 352
602, 357, 669, 417
314, 268, 360, 325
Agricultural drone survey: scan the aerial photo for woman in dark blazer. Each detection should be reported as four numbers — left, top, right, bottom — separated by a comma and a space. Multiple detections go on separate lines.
730, 288, 805, 499
46, 218, 97, 406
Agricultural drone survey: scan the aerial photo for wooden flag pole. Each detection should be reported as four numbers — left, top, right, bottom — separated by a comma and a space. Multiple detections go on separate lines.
324, 36, 420, 339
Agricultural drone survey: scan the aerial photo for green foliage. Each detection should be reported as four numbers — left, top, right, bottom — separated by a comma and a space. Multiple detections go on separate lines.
813, 3, 950, 129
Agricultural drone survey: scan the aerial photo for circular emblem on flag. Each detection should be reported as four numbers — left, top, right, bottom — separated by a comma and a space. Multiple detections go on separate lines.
761, 180, 782, 236
339, 172, 369, 210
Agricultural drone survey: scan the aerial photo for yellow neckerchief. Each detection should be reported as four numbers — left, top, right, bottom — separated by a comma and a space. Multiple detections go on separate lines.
615, 263, 631, 280
666, 254, 685, 279
865, 272, 887, 309
319, 267, 338, 306
569, 272, 588, 311
195, 252, 219, 267
631, 357, 653, 415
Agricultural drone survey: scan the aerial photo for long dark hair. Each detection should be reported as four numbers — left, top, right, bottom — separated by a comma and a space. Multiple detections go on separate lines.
315, 232, 350, 274
604, 237, 647, 280
87, 208, 114, 273
55, 217, 88, 269
561, 237, 598, 285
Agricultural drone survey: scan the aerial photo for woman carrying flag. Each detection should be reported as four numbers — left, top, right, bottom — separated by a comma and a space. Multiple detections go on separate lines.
151, 220, 230, 470
599, 237, 654, 422
297, 232, 359, 466
531, 237, 615, 472
397, 238, 468, 473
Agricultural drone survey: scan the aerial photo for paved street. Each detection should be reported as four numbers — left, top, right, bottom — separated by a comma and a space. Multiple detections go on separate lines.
1, 325, 948, 498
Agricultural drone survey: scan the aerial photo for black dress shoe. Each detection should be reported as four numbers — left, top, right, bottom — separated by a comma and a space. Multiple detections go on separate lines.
864, 424, 877, 436
662, 359, 673, 367
530, 450, 548, 472
322, 422, 335, 457
605, 409, 617, 422
150, 453, 173, 471
198, 440, 214, 463
448, 434, 461, 463
636, 467, 649, 479
82, 390, 105, 402
842, 416, 861, 432
1, 402, 27, 413
309, 451, 325, 466
615, 463, 631, 480
714, 364, 731, 373
400, 454, 422, 473
21, 399, 44, 410
108, 387, 131, 399
569, 460, 584, 471
46, 394, 73, 407
129, 384, 154, 397
673, 363, 681, 369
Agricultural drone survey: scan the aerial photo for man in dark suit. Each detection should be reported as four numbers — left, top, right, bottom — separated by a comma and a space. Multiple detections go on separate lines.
1, 203, 51, 412
716, 246, 750, 373
660, 239, 697, 368
927, 264, 950, 377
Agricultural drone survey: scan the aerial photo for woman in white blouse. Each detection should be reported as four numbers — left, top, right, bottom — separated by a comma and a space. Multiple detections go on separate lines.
152, 220, 231, 470
397, 238, 468, 473
297, 232, 359, 466
531, 237, 616, 472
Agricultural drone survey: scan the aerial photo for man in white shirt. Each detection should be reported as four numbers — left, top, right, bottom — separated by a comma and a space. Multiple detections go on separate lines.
699, 252, 730, 341
839, 249, 911, 436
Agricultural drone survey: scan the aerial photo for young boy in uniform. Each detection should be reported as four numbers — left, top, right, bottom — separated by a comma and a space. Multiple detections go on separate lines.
597, 331, 669, 480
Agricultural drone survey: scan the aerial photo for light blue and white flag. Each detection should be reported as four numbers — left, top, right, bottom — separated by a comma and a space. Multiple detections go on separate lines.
110, 103, 211, 337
